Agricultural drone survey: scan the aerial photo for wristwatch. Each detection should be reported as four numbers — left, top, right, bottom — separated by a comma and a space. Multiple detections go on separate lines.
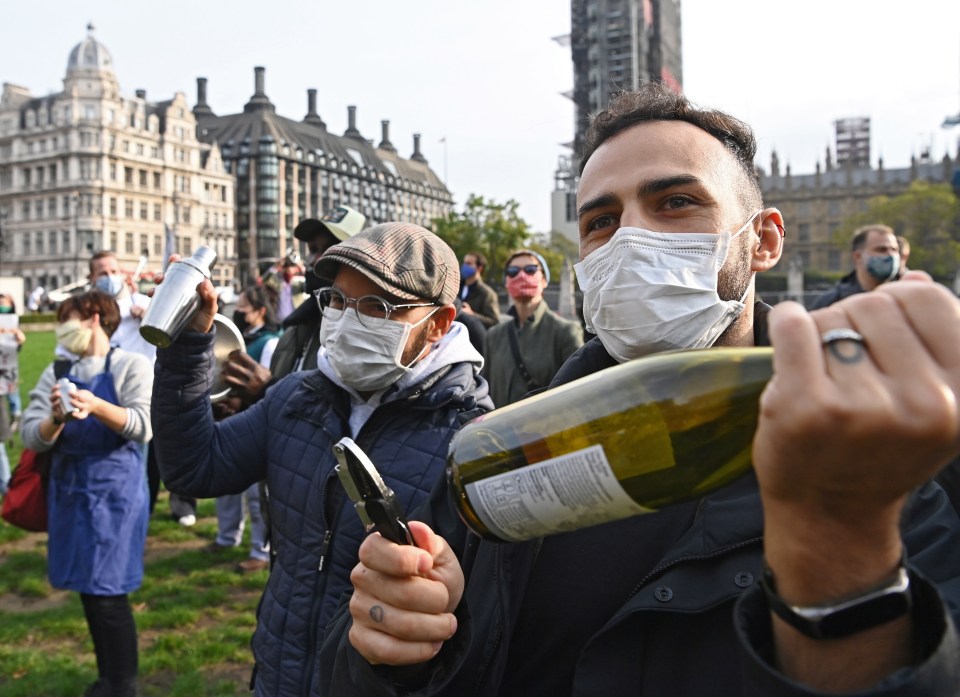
761, 563, 912, 640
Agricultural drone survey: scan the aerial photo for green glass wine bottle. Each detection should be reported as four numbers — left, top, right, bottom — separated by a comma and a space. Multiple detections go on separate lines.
447, 347, 774, 542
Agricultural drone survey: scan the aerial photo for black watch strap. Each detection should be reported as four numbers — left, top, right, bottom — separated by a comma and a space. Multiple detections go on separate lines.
761, 563, 912, 640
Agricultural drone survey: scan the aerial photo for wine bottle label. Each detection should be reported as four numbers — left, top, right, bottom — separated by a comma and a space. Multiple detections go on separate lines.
464, 444, 651, 542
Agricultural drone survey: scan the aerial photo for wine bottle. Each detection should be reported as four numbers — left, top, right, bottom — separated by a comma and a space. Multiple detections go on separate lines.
447, 347, 773, 542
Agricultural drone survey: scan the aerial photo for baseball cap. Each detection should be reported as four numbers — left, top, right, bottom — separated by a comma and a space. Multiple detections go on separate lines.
315, 222, 460, 305
293, 205, 366, 242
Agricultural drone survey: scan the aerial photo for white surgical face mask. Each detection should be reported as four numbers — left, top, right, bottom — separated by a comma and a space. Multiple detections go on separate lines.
574, 212, 760, 363
94, 274, 125, 297
319, 307, 438, 392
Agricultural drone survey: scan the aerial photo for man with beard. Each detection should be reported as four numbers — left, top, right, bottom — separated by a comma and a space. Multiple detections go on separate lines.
319, 84, 960, 696
152, 222, 492, 696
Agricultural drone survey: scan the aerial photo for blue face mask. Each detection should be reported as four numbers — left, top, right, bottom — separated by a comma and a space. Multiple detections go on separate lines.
94, 274, 126, 297
865, 254, 899, 282
460, 263, 477, 280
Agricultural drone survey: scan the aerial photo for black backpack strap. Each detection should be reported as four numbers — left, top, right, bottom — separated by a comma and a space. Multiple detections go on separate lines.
507, 323, 540, 391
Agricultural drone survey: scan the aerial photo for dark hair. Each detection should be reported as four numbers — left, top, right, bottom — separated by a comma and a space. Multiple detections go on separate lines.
88, 250, 118, 275
465, 251, 487, 272
0, 294, 16, 314
851, 224, 895, 252
579, 83, 762, 210
241, 285, 279, 327
56, 289, 121, 337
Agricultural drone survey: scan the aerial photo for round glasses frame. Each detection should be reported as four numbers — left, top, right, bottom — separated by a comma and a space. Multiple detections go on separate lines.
313, 287, 436, 328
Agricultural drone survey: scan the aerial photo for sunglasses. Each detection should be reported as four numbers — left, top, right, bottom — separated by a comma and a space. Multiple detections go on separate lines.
505, 264, 541, 278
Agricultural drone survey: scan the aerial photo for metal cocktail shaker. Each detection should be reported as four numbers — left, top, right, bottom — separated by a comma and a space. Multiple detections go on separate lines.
140, 247, 218, 348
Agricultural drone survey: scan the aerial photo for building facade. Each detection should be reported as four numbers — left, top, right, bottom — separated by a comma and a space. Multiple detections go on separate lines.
192, 68, 454, 284
553, 0, 682, 242
0, 26, 236, 294
760, 149, 959, 274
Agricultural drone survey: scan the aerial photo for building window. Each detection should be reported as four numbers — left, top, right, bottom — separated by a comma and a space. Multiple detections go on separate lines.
35, 231, 44, 254
125, 200, 134, 218
797, 224, 810, 242
153, 203, 161, 221
110, 198, 118, 217
153, 172, 161, 189
48, 230, 57, 254
140, 202, 148, 220
828, 249, 841, 270
62, 230, 71, 253
125, 232, 134, 254
125, 167, 133, 185
22, 232, 31, 256
153, 234, 161, 256
110, 230, 118, 250
139, 170, 148, 188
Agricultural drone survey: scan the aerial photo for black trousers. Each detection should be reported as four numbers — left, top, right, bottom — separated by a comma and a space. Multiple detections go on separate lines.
80, 593, 138, 696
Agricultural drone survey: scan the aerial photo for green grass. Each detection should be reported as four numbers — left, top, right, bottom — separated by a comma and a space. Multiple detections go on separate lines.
0, 328, 265, 696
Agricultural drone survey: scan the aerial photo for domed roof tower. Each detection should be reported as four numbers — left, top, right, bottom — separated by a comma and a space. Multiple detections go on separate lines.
63, 23, 119, 99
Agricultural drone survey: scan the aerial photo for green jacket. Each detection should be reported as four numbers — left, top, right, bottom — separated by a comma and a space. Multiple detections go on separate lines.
481, 301, 583, 407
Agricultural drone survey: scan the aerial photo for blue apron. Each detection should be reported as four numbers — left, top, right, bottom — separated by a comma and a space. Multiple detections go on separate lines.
47, 349, 148, 595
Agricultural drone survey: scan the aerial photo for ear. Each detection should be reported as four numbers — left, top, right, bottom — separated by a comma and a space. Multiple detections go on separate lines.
750, 207, 784, 273
426, 305, 457, 343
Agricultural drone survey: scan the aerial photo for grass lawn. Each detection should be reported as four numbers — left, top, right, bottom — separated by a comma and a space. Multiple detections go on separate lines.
1, 329, 266, 696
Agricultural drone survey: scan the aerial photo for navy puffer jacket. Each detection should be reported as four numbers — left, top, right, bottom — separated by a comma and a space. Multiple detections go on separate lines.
152, 329, 491, 697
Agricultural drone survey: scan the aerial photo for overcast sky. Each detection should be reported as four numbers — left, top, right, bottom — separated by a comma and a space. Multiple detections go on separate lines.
1, 0, 958, 233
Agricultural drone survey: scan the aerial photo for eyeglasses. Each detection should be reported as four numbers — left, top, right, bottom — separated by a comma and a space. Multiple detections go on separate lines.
314, 287, 435, 328
505, 264, 541, 279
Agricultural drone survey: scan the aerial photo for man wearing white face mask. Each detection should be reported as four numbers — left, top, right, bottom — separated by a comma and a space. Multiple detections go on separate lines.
150, 222, 492, 697
322, 83, 960, 697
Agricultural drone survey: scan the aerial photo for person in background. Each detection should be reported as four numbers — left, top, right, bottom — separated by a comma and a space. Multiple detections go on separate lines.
207, 285, 282, 573
86, 250, 197, 525
152, 223, 491, 696
321, 83, 960, 697
217, 206, 367, 413
897, 234, 911, 276
0, 293, 25, 494
481, 249, 582, 406
22, 289, 152, 697
459, 251, 500, 328
811, 224, 900, 309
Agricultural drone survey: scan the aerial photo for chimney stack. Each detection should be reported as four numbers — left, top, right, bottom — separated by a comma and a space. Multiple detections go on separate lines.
378, 120, 396, 151
344, 105, 362, 139
303, 88, 325, 128
244, 66, 275, 113
193, 77, 214, 117
410, 133, 427, 163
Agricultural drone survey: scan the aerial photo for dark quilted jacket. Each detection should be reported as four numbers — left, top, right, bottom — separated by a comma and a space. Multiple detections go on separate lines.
152, 329, 492, 697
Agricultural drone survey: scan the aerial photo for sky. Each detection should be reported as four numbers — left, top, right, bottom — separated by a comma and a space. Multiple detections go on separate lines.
0, 0, 958, 233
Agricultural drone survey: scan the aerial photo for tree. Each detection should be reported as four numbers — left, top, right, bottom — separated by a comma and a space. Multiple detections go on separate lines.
432, 195, 531, 282
835, 182, 960, 281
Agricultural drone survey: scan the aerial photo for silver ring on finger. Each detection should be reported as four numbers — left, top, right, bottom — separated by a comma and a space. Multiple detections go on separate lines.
821, 327, 866, 364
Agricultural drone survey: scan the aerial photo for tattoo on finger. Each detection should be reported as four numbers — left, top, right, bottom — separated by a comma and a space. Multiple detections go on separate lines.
370, 605, 384, 624
827, 340, 865, 365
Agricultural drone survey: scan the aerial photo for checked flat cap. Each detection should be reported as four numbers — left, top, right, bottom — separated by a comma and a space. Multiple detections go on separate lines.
315, 222, 460, 305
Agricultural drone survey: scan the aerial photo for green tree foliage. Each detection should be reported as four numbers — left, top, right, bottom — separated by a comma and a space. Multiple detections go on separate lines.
432, 195, 531, 283
836, 182, 960, 280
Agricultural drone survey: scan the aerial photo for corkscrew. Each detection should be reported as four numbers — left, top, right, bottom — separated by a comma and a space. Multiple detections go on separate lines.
333, 437, 416, 546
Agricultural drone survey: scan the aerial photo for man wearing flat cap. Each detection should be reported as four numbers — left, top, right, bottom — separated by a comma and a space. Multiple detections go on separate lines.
151, 222, 493, 697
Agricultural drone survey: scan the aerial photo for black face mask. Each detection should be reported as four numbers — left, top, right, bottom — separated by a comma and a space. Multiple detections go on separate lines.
232, 310, 250, 336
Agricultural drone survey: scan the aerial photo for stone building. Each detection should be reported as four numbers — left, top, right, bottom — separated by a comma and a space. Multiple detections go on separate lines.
760, 147, 958, 274
0, 25, 236, 293
192, 68, 454, 283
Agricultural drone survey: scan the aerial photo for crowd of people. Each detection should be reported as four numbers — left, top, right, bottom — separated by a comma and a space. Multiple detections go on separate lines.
3, 83, 960, 697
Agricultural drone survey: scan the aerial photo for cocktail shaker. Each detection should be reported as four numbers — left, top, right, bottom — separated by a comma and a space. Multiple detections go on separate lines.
140, 247, 218, 348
